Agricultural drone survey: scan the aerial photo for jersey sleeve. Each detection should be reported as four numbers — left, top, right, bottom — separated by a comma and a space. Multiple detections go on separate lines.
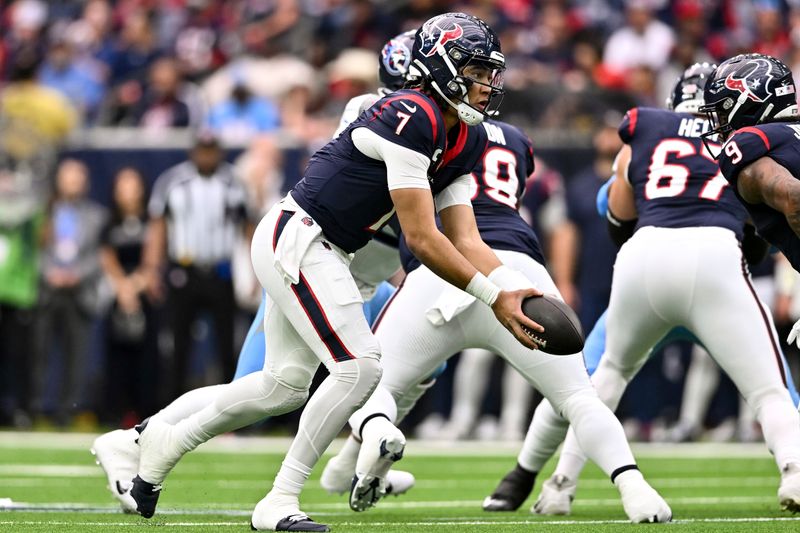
148, 169, 174, 219
366, 94, 441, 159
718, 127, 772, 188
618, 107, 640, 144
434, 173, 473, 213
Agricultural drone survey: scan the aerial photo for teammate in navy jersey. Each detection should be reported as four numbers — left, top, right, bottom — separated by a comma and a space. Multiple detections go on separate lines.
485, 63, 800, 516
701, 54, 800, 363
321, 117, 672, 522
128, 13, 550, 532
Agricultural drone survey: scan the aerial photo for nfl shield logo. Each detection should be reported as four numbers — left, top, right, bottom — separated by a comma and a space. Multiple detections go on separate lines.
301, 216, 313, 226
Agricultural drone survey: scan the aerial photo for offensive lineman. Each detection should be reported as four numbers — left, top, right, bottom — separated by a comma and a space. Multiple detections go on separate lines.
486, 62, 800, 515
128, 13, 546, 532
700, 53, 800, 352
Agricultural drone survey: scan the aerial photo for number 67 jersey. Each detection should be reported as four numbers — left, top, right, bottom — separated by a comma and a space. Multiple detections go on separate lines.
621, 107, 748, 237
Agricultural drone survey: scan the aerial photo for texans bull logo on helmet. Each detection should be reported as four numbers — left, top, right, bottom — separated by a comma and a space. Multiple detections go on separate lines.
420, 23, 464, 57
725, 59, 787, 102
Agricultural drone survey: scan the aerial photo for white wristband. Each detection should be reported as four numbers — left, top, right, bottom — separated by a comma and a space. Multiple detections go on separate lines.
465, 272, 501, 306
488, 265, 534, 291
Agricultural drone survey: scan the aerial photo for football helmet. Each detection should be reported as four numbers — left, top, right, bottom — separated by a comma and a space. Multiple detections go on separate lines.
379, 30, 416, 91
700, 53, 798, 142
666, 62, 716, 114
410, 12, 505, 126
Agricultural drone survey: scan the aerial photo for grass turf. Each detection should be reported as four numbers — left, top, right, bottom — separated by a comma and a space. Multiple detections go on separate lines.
1, 433, 799, 532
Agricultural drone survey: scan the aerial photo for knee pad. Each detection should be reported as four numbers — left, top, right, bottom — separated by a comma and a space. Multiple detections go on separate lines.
259, 369, 309, 416
328, 357, 383, 408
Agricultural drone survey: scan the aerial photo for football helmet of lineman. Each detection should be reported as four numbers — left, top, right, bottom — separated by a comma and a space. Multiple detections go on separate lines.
409, 12, 505, 126
379, 30, 416, 92
666, 62, 717, 114
700, 53, 798, 142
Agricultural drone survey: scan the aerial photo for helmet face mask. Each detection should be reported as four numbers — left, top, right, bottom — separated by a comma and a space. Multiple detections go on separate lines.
411, 12, 505, 125
699, 53, 799, 157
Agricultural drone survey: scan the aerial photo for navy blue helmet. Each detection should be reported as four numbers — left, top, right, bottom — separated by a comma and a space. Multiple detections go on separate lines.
700, 53, 798, 141
379, 30, 416, 91
666, 62, 716, 114
409, 12, 505, 125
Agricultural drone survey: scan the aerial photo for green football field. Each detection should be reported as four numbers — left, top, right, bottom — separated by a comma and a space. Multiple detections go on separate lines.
1, 432, 799, 532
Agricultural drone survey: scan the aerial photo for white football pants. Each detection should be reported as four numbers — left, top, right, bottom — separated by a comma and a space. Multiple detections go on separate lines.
549, 226, 800, 480
349, 250, 638, 477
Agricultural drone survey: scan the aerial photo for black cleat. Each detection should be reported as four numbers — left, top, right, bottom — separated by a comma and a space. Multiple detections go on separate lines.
482, 463, 537, 512
130, 475, 161, 518
250, 514, 330, 532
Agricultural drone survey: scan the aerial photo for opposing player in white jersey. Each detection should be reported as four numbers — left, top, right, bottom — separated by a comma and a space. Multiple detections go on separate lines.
320, 112, 672, 521
90, 29, 424, 519
485, 63, 800, 515
124, 13, 551, 532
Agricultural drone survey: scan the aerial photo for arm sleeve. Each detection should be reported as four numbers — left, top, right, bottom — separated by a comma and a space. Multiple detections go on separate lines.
434, 174, 473, 213
351, 127, 430, 191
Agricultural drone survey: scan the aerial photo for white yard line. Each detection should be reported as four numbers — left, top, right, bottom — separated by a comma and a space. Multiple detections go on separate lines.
1, 517, 799, 528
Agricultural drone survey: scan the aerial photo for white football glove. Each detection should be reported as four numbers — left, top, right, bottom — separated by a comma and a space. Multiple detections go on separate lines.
787, 318, 800, 349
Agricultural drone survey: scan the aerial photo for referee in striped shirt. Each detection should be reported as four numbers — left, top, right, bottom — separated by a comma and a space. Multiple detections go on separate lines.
143, 133, 252, 399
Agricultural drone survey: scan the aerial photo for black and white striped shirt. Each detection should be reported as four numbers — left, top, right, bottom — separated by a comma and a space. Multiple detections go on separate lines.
148, 161, 247, 266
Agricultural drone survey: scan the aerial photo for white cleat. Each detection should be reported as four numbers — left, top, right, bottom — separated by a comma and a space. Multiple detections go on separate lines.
385, 470, 415, 497
779, 462, 800, 513
532, 474, 576, 515
617, 471, 672, 523
91, 429, 140, 513
321, 451, 415, 497
251, 490, 329, 531
350, 421, 406, 512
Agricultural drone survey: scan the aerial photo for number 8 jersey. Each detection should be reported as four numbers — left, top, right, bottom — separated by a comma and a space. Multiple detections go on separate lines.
620, 107, 748, 238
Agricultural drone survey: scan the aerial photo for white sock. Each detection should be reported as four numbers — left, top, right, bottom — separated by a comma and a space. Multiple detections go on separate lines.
517, 399, 568, 473
751, 389, 800, 469
678, 346, 719, 430
447, 349, 493, 434
499, 365, 532, 438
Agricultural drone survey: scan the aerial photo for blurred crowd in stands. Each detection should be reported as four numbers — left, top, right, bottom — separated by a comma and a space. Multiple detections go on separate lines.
1, 0, 800, 443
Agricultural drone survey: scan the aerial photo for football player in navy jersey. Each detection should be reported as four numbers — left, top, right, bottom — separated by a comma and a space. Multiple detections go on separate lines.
319, 117, 672, 521
128, 13, 550, 532
485, 62, 800, 515
700, 54, 800, 364
90, 30, 422, 518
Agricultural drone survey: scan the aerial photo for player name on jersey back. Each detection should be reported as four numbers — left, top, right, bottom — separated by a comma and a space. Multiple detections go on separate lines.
620, 107, 748, 239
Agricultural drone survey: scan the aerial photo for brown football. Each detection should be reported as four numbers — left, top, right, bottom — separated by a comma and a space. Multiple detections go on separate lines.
521, 295, 584, 355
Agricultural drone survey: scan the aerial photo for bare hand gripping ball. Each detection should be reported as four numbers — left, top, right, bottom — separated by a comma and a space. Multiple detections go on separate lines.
521, 295, 584, 355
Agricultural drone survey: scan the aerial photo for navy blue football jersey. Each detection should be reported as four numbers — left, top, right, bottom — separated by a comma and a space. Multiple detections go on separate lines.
291, 89, 486, 253
718, 123, 800, 270
620, 107, 748, 239
401, 119, 544, 272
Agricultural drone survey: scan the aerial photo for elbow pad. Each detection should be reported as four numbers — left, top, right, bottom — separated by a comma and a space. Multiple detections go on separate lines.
742, 224, 770, 266
606, 207, 637, 247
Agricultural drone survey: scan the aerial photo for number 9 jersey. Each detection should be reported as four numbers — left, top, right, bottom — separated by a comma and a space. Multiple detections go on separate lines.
620, 107, 748, 238
718, 123, 800, 270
